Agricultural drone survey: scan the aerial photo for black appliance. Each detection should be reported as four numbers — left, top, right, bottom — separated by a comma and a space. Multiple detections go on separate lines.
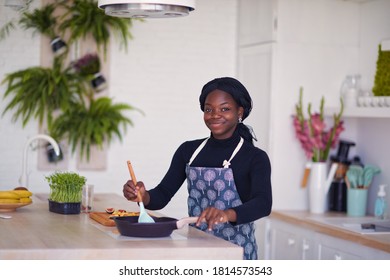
328, 140, 357, 212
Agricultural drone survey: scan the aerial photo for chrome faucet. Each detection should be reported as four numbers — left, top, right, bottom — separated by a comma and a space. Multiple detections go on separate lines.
19, 134, 60, 188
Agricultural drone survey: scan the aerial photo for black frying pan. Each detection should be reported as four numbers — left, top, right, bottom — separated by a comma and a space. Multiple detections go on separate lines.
113, 216, 198, 237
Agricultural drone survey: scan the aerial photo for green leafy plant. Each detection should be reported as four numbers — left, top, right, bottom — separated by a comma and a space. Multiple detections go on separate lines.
372, 44, 390, 97
18, 2, 59, 40
0, 20, 17, 41
46, 171, 86, 203
2, 58, 90, 127
59, 0, 134, 55
49, 96, 139, 160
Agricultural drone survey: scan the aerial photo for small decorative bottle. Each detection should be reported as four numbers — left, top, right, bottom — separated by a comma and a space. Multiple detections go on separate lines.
374, 184, 387, 220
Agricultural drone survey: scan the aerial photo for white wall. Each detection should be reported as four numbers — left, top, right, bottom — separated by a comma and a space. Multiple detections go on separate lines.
270, 0, 361, 210
0, 0, 41, 189
0, 0, 237, 218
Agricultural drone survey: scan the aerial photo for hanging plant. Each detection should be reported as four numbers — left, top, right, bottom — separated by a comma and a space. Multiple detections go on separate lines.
1, 57, 90, 127
17, 2, 68, 55
72, 53, 108, 92
72, 53, 101, 76
59, 0, 134, 56
18, 2, 58, 39
49, 96, 140, 160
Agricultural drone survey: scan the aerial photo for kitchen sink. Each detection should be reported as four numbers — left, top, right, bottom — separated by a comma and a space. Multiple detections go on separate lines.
308, 216, 390, 234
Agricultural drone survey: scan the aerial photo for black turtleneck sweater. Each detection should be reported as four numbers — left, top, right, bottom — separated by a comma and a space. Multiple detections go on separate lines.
147, 130, 272, 225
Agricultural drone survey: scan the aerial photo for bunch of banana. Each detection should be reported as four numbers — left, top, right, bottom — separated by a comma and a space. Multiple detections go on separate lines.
0, 188, 33, 204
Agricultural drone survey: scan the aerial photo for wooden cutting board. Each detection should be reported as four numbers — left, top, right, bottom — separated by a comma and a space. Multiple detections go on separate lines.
89, 212, 115, 227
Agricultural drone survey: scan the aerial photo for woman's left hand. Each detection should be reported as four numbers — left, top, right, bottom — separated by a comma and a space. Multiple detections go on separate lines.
197, 207, 236, 231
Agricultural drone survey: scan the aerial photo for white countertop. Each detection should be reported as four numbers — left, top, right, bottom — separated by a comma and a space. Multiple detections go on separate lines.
0, 193, 243, 260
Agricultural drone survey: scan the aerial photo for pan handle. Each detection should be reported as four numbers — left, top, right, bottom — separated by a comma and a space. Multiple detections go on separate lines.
176, 217, 199, 229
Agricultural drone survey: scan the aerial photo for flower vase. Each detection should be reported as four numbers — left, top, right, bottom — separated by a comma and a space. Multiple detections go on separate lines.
308, 162, 337, 214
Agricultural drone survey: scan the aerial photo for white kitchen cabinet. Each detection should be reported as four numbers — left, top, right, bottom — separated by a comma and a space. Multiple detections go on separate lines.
237, 0, 276, 46
237, 0, 276, 154
268, 219, 317, 260
238, 44, 273, 152
317, 232, 390, 260
319, 239, 361, 260
261, 214, 390, 260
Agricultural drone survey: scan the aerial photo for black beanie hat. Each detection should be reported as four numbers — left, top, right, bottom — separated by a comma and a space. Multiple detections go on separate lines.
199, 77, 253, 120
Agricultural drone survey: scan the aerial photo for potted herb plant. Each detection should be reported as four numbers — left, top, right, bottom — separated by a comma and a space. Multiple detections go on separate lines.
46, 171, 86, 214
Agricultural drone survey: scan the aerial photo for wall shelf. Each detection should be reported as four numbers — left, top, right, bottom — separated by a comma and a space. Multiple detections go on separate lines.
325, 107, 390, 118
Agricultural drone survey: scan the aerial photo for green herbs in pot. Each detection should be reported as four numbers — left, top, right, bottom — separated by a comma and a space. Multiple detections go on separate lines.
46, 172, 86, 203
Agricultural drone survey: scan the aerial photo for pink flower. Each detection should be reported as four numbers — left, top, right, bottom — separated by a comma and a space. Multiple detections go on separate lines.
293, 88, 344, 162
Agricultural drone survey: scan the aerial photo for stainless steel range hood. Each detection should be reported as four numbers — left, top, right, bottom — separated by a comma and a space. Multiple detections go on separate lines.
98, 0, 195, 18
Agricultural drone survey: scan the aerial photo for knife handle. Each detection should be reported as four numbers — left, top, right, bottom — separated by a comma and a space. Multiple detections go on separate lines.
301, 167, 310, 188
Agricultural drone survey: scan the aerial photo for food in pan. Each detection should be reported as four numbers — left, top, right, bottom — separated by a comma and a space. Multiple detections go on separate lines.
106, 208, 139, 217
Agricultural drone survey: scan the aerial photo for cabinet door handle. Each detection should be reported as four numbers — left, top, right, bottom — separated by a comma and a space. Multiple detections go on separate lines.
334, 253, 342, 260
287, 238, 295, 246
303, 244, 310, 251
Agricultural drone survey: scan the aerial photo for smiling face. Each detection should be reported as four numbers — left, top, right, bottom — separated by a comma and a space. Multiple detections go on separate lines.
203, 89, 244, 140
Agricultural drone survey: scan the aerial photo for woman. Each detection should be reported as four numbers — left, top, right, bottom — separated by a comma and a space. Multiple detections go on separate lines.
123, 77, 272, 260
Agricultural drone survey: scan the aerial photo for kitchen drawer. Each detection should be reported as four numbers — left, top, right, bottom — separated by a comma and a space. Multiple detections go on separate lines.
317, 232, 390, 260
269, 219, 317, 260
320, 244, 361, 260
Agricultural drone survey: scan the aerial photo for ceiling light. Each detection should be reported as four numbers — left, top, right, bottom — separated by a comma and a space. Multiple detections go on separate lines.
98, 0, 195, 18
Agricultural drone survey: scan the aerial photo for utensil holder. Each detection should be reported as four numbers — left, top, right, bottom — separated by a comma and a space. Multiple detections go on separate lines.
347, 188, 368, 217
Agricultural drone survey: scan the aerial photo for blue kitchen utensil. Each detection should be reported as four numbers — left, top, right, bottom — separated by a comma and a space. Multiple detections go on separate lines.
127, 161, 155, 223
362, 165, 381, 188
346, 165, 363, 188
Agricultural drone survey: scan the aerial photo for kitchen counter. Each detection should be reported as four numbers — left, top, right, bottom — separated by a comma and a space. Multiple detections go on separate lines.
0, 193, 243, 260
271, 210, 390, 254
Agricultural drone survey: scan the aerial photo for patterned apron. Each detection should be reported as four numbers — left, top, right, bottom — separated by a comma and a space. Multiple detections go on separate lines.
186, 137, 257, 260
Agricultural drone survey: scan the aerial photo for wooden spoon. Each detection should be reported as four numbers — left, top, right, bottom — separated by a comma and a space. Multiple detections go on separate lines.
126, 161, 155, 223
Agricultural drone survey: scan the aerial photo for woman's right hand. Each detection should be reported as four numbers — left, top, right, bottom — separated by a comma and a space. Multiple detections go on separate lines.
123, 180, 148, 203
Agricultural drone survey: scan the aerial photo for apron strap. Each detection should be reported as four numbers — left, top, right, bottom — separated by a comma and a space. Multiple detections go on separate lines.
188, 137, 244, 168
223, 137, 244, 168
188, 138, 209, 165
